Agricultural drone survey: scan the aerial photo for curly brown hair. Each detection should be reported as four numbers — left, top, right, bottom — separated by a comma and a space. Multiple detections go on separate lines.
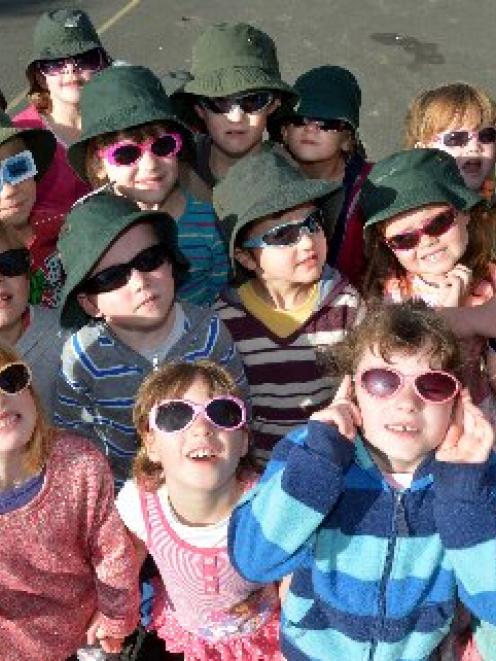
133, 360, 255, 491
323, 300, 461, 380
361, 203, 496, 300
404, 83, 496, 148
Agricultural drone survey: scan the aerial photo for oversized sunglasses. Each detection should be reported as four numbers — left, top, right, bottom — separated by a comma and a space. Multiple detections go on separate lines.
149, 396, 246, 434
81, 243, 170, 295
0, 151, 37, 191
98, 133, 183, 167
37, 48, 106, 75
0, 362, 31, 396
242, 209, 324, 249
289, 116, 351, 132
434, 127, 496, 148
357, 367, 459, 404
384, 209, 456, 252
200, 92, 274, 115
0, 248, 30, 277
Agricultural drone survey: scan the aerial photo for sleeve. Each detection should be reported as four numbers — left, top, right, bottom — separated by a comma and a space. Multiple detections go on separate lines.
433, 456, 496, 624
53, 334, 100, 443
115, 479, 147, 542
87, 454, 140, 638
211, 315, 250, 402
228, 420, 355, 583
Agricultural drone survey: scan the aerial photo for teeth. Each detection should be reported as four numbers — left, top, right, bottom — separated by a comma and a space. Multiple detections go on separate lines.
387, 424, 417, 432
423, 250, 445, 262
188, 448, 216, 459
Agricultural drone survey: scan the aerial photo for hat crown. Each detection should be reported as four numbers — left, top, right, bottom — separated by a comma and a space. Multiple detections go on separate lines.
32, 8, 103, 61
191, 23, 280, 76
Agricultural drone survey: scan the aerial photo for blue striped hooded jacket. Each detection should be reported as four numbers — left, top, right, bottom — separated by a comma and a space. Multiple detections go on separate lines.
228, 421, 496, 660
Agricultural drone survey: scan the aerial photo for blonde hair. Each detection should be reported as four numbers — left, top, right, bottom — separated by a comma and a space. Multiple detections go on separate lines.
404, 83, 496, 148
133, 360, 253, 491
0, 344, 54, 474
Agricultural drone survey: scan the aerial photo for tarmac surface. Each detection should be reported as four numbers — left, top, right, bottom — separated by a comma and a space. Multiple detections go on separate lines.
0, 0, 494, 160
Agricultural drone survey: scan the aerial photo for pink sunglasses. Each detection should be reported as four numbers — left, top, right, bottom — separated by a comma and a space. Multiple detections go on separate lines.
149, 396, 246, 434
98, 132, 183, 167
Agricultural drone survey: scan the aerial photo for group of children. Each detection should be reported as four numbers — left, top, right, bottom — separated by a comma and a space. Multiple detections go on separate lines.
3, 7, 496, 661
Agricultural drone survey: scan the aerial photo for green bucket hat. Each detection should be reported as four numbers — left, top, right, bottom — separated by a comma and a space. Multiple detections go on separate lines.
67, 65, 192, 181
182, 22, 297, 101
213, 148, 340, 269
58, 193, 189, 329
0, 111, 55, 180
361, 148, 483, 229
28, 8, 105, 66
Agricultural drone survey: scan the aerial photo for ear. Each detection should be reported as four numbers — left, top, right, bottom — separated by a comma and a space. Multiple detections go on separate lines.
341, 131, 353, 154
194, 104, 206, 121
143, 430, 161, 463
234, 247, 258, 272
240, 428, 249, 457
76, 291, 103, 319
280, 124, 289, 145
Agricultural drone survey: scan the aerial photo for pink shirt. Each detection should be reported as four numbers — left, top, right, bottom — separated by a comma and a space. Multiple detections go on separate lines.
0, 433, 139, 661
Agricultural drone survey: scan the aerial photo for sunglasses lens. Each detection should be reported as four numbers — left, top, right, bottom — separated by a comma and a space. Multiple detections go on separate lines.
361, 368, 401, 398
479, 127, 496, 144
151, 135, 179, 158
239, 93, 272, 113
0, 249, 30, 277
386, 231, 419, 251
0, 363, 30, 395
443, 131, 468, 148
76, 49, 104, 71
133, 244, 168, 272
110, 144, 142, 166
155, 401, 193, 433
415, 372, 458, 402
3, 152, 36, 185
264, 223, 301, 246
424, 210, 455, 237
83, 265, 128, 294
206, 398, 244, 429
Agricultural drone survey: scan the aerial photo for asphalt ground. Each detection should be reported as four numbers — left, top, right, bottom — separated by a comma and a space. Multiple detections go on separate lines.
0, 0, 495, 160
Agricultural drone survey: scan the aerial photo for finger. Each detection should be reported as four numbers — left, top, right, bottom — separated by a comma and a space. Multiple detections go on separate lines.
332, 374, 353, 404
436, 422, 461, 457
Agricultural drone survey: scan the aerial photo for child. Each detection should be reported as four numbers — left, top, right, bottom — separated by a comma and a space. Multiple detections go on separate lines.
229, 300, 496, 660
0, 344, 139, 660
67, 64, 230, 306
270, 65, 372, 286
404, 82, 496, 200
361, 148, 496, 424
213, 149, 364, 463
177, 22, 297, 187
116, 359, 281, 659
0, 223, 65, 421
13, 8, 110, 305
54, 192, 247, 488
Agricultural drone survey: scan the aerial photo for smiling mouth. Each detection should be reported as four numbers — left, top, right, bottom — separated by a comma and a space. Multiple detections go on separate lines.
187, 448, 219, 460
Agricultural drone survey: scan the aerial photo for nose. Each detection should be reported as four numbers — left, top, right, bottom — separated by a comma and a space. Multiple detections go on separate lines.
189, 410, 214, 435
303, 121, 319, 133
127, 267, 149, 290
298, 229, 315, 248
138, 148, 160, 170
395, 380, 422, 411
467, 134, 483, 153
62, 58, 78, 74
225, 104, 244, 122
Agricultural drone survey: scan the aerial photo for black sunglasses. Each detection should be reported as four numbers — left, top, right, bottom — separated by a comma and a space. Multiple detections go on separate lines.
37, 48, 106, 76
81, 243, 170, 295
289, 116, 351, 132
0, 248, 30, 277
200, 92, 274, 115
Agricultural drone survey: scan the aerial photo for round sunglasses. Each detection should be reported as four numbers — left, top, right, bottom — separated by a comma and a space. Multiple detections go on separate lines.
242, 209, 324, 249
37, 48, 106, 76
200, 92, 274, 115
434, 127, 496, 148
98, 133, 182, 167
357, 367, 460, 404
149, 396, 246, 434
289, 116, 351, 133
0, 362, 32, 396
81, 243, 171, 295
384, 209, 456, 252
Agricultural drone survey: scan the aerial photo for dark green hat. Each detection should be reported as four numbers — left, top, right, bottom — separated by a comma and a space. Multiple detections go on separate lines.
361, 148, 482, 229
293, 66, 361, 130
0, 111, 55, 180
67, 65, 192, 181
28, 8, 105, 66
183, 22, 297, 101
213, 148, 340, 269
58, 193, 188, 329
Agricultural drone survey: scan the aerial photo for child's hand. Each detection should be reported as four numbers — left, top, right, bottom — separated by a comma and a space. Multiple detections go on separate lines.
434, 265, 473, 307
435, 388, 494, 464
310, 375, 362, 440
86, 611, 124, 654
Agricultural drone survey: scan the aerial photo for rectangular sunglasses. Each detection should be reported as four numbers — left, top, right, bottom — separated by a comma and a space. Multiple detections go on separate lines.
200, 91, 274, 115
384, 208, 456, 252
290, 116, 351, 132
81, 243, 170, 295
242, 209, 324, 249
37, 48, 106, 76
0, 151, 37, 191
149, 396, 246, 434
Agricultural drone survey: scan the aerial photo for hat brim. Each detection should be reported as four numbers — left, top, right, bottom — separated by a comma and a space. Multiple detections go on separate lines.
0, 127, 56, 180
60, 209, 188, 329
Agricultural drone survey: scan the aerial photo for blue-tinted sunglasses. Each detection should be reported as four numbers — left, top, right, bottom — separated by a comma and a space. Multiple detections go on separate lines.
242, 209, 323, 248
0, 150, 37, 191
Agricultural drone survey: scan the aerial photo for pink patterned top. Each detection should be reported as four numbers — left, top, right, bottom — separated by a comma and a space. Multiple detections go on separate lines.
138, 479, 281, 660
0, 433, 139, 661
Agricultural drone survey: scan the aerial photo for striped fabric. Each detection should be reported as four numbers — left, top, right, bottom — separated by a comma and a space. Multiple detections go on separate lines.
54, 302, 248, 487
215, 267, 364, 462
228, 421, 496, 661
175, 192, 230, 306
